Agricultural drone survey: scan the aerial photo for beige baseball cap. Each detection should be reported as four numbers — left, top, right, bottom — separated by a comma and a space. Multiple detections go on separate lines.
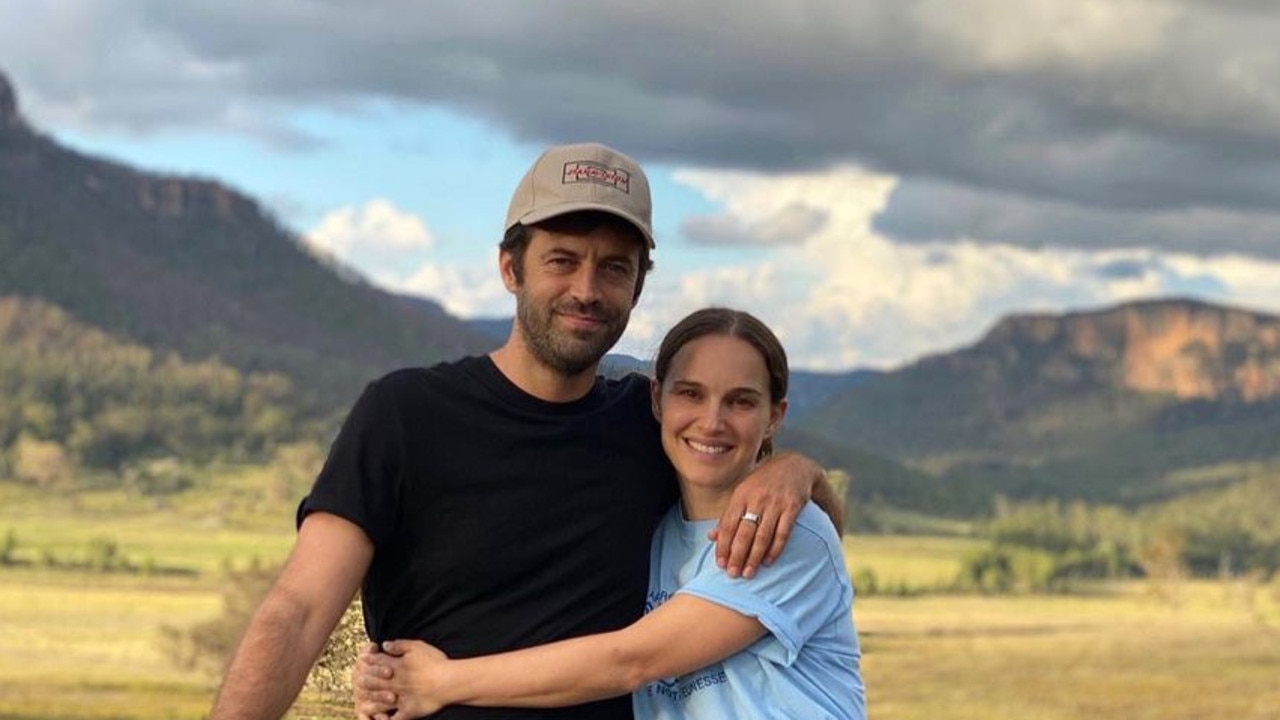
505, 142, 654, 248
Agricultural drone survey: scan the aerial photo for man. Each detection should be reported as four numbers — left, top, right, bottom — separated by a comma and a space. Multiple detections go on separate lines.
209, 143, 831, 720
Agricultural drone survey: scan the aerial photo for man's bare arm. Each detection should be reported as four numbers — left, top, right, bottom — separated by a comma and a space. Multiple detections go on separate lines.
810, 471, 845, 531
210, 512, 373, 720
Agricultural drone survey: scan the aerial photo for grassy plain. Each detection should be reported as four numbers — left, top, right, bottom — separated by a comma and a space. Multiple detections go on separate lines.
843, 534, 985, 589
858, 584, 1280, 720
2, 499, 1277, 720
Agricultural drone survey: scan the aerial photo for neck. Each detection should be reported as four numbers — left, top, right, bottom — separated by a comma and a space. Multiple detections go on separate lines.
677, 481, 738, 522
678, 457, 765, 521
489, 339, 599, 403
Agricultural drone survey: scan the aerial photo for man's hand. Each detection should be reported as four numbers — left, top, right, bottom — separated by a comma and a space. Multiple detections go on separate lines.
710, 452, 827, 578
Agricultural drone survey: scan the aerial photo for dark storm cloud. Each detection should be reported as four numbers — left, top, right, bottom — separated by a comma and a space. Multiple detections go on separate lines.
4, 0, 1280, 255
875, 177, 1280, 258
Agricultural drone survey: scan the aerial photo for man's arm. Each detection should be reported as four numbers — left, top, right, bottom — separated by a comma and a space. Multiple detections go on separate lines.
210, 512, 373, 720
711, 452, 832, 578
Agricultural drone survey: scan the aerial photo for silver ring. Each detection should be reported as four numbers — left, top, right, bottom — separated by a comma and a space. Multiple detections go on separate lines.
741, 511, 761, 524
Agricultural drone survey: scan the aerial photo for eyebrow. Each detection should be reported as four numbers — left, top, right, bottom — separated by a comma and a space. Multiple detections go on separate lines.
668, 379, 766, 397
540, 245, 636, 267
597, 251, 637, 267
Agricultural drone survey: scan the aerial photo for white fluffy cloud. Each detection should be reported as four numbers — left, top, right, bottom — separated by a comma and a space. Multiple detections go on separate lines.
309, 198, 433, 255
307, 199, 435, 288
307, 199, 514, 317
613, 164, 1280, 370
400, 263, 511, 318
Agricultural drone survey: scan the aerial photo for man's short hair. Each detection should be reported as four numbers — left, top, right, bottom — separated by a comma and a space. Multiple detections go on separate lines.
500, 211, 654, 304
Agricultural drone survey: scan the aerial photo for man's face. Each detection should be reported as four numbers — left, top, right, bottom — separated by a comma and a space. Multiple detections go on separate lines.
503, 224, 642, 377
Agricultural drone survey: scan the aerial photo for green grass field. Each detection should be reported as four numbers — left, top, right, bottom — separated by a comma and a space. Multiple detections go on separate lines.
843, 534, 986, 589
2, 503, 1278, 720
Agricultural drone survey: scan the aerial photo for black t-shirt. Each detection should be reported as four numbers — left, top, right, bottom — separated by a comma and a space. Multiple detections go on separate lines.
300, 356, 678, 719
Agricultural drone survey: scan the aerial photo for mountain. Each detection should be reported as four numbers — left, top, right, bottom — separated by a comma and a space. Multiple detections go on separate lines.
6, 70, 1277, 520
0, 70, 496, 412
798, 298, 1280, 512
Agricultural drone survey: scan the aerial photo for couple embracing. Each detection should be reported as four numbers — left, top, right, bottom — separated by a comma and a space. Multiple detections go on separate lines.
212, 143, 866, 720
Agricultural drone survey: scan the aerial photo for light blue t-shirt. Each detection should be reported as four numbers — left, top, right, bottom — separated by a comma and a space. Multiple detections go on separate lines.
632, 502, 866, 720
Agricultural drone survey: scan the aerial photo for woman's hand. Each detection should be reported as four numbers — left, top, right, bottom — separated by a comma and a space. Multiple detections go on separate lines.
353, 639, 453, 719
353, 642, 399, 720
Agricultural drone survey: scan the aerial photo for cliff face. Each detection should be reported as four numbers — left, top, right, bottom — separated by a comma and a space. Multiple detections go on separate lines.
1117, 303, 1280, 401
0, 71, 22, 129
986, 300, 1280, 403
2, 69, 259, 226
133, 176, 251, 221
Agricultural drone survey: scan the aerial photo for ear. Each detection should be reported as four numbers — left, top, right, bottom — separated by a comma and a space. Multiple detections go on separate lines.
650, 378, 663, 422
499, 248, 520, 293
766, 398, 788, 437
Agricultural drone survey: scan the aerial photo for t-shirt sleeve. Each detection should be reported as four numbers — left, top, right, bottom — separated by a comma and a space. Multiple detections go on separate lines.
677, 506, 849, 666
296, 377, 404, 549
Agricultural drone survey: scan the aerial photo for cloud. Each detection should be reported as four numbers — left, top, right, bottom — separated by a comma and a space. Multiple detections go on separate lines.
306, 199, 434, 288
400, 263, 512, 319
5, 0, 1280, 261
612, 164, 1280, 370
309, 199, 433, 254
874, 178, 1280, 259
1093, 259, 1156, 281
305, 198, 514, 317
682, 203, 828, 247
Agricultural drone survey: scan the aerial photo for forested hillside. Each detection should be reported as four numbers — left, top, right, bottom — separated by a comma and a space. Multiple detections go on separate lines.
0, 70, 495, 413
0, 297, 324, 489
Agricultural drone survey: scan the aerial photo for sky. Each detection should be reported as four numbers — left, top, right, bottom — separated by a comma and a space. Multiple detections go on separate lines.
3, 0, 1280, 371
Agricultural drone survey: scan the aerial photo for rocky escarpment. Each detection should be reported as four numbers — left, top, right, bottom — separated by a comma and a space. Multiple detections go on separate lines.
1, 69, 251, 223
0, 70, 28, 130
985, 299, 1280, 403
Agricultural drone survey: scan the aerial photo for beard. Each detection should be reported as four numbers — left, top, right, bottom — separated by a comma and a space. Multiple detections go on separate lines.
516, 293, 629, 377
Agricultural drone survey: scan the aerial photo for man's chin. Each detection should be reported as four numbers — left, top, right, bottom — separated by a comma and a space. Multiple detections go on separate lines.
532, 339, 605, 375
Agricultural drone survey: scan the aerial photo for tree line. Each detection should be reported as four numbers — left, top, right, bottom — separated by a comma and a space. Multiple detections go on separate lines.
0, 296, 332, 490
953, 480, 1280, 593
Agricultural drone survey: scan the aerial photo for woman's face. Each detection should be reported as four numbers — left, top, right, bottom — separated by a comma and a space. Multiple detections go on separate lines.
652, 334, 785, 493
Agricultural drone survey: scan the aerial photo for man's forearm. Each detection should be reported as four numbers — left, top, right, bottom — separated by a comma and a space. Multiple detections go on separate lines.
210, 512, 372, 719
209, 591, 333, 720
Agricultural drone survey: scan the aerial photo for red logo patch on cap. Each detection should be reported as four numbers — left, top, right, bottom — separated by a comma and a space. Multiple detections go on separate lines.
562, 161, 631, 193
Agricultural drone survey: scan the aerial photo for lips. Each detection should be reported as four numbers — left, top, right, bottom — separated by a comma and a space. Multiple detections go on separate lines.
558, 312, 605, 328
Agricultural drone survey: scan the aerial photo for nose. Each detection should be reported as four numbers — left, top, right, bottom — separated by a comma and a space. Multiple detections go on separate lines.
569, 267, 603, 303
697, 401, 726, 432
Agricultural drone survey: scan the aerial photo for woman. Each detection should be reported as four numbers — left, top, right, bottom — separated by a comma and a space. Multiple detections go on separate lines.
355, 307, 866, 719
